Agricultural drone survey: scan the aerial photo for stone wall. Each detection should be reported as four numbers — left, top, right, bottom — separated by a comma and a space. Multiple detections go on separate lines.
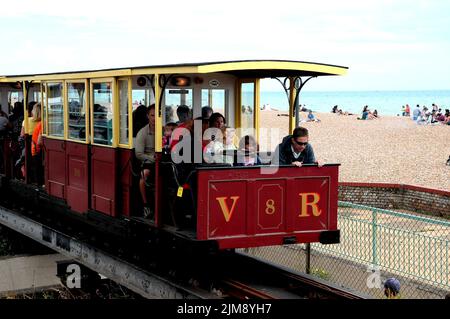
339, 183, 450, 219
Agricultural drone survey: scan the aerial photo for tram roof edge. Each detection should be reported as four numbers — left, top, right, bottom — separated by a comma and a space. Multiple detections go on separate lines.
0, 60, 347, 81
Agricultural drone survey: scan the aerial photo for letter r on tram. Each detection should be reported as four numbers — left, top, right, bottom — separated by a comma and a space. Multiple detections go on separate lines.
298, 192, 322, 217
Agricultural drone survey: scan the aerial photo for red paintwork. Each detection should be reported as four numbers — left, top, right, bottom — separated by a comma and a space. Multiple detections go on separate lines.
196, 165, 339, 249
90, 146, 117, 217
66, 141, 89, 213
118, 148, 133, 217
44, 138, 66, 199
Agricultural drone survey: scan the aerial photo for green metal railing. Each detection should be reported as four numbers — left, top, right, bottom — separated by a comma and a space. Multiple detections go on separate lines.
312, 201, 450, 289
243, 200, 450, 298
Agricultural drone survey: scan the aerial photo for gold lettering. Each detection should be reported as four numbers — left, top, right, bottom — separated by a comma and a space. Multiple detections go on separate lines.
265, 199, 276, 215
74, 168, 80, 177
299, 193, 322, 217
216, 196, 240, 222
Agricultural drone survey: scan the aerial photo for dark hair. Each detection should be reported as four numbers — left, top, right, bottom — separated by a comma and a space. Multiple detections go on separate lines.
147, 104, 155, 113
209, 112, 226, 127
292, 126, 309, 138
202, 106, 213, 118
239, 135, 257, 150
176, 105, 190, 116
165, 122, 177, 129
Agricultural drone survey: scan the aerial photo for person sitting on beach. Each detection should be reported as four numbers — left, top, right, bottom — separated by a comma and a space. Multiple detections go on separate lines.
405, 104, 410, 116
367, 109, 378, 120
272, 127, 323, 167
331, 105, 339, 114
446, 155, 450, 166
307, 110, 321, 122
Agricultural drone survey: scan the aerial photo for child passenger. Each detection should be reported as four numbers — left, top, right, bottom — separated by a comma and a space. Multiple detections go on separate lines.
162, 122, 177, 153
236, 135, 261, 166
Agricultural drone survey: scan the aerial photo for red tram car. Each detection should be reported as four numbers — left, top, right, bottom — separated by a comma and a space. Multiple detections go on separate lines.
0, 60, 347, 250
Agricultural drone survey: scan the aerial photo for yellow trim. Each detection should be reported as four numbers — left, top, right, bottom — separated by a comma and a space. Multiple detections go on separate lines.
131, 67, 198, 76
22, 81, 28, 135
44, 83, 48, 136
235, 80, 241, 129
63, 81, 68, 140
289, 78, 295, 134
112, 79, 119, 147
198, 61, 347, 76
254, 78, 260, 143
65, 80, 89, 144
90, 78, 115, 148
154, 74, 162, 152
117, 77, 132, 149
128, 77, 133, 149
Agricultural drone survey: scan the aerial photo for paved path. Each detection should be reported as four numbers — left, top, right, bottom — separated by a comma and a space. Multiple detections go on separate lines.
0, 254, 65, 296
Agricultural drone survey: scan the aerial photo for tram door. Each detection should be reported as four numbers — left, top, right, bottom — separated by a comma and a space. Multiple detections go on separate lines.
89, 79, 117, 217
65, 81, 89, 213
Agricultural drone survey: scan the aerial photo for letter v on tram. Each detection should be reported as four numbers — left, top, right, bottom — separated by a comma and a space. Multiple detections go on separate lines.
0, 60, 347, 251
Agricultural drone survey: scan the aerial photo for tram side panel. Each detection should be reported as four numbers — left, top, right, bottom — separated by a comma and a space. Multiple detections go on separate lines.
196, 165, 340, 249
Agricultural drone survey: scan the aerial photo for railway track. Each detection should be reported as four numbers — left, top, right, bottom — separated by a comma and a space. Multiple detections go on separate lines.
0, 197, 367, 300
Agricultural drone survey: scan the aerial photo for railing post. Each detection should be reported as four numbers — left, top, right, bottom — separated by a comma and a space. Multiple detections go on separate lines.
306, 243, 311, 274
372, 208, 378, 266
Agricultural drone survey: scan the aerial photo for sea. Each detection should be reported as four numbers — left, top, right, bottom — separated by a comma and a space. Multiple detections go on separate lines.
259, 90, 450, 116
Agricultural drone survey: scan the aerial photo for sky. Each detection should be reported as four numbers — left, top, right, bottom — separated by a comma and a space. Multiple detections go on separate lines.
0, 0, 449, 91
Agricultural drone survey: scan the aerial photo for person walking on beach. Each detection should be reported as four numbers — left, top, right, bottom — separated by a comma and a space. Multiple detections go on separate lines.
272, 126, 323, 167
413, 105, 421, 121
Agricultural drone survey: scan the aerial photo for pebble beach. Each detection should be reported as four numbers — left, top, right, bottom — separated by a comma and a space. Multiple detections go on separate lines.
259, 111, 450, 191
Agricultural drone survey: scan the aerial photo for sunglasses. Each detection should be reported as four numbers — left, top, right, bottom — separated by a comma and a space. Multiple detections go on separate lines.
293, 139, 308, 146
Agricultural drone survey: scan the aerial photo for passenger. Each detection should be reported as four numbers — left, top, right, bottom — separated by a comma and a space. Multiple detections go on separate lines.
201, 106, 213, 120
384, 277, 401, 299
31, 104, 43, 185
208, 112, 226, 129
272, 126, 323, 167
176, 105, 191, 124
203, 126, 236, 165
236, 135, 261, 166
162, 122, 177, 154
135, 105, 156, 218
132, 104, 149, 138
20, 102, 39, 137
9, 102, 24, 140
0, 110, 9, 137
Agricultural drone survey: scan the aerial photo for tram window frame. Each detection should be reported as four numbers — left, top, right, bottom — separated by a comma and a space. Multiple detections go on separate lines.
201, 88, 229, 121
45, 82, 65, 139
41, 83, 47, 136
90, 78, 115, 147
117, 77, 132, 148
65, 80, 89, 144
164, 88, 193, 124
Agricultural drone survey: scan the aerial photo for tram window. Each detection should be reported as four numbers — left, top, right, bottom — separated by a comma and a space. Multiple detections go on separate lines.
201, 89, 227, 119
118, 79, 129, 145
132, 89, 148, 110
47, 82, 64, 138
241, 82, 255, 133
41, 84, 47, 135
8, 91, 23, 114
67, 82, 86, 142
92, 82, 113, 146
164, 89, 192, 123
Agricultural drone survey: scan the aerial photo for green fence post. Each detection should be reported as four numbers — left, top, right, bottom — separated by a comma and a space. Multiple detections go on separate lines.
372, 208, 378, 266
306, 243, 311, 274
